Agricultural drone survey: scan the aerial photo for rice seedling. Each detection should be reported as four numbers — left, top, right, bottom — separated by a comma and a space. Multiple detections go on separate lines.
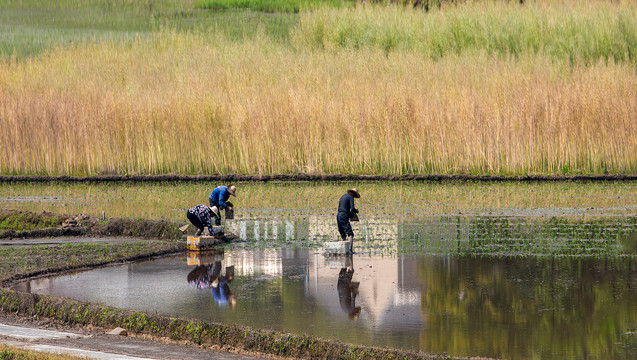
1, 181, 634, 221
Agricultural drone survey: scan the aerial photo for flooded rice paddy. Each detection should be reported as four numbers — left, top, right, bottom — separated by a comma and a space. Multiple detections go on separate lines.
18, 248, 637, 360
1, 181, 635, 223
3, 181, 637, 358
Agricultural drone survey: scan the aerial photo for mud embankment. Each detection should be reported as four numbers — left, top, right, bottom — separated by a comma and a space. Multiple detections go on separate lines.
1, 174, 636, 183
0, 210, 183, 241
0, 289, 454, 360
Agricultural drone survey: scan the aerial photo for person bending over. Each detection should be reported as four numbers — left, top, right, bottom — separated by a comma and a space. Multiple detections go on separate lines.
186, 204, 215, 236
208, 185, 237, 226
337, 188, 360, 253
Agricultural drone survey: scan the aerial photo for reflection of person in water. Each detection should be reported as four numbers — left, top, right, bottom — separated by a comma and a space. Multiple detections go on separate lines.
210, 261, 236, 307
186, 261, 236, 307
337, 256, 361, 319
187, 264, 214, 289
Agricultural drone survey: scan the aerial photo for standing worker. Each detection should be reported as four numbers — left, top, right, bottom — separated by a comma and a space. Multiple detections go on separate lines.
186, 204, 216, 236
209, 185, 237, 226
337, 188, 360, 254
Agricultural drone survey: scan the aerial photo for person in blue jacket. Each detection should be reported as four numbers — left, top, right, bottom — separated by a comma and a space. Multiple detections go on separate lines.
208, 185, 237, 226
210, 261, 236, 307
337, 188, 360, 253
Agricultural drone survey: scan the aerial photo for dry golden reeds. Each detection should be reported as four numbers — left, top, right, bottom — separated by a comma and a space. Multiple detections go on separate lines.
1, 3, 635, 176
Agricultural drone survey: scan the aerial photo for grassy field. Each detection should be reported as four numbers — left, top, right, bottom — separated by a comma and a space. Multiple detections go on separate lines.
0, 181, 635, 257
0, 241, 180, 283
0, 181, 634, 221
0, 0, 635, 176
195, 0, 349, 13
0, 0, 297, 59
0, 345, 87, 360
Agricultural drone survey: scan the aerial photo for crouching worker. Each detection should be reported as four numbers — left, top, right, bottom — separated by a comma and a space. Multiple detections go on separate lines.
186, 204, 216, 236
208, 185, 237, 226
337, 188, 360, 254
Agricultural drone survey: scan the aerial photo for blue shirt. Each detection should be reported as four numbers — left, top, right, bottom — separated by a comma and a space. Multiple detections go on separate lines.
209, 186, 231, 209
211, 280, 230, 306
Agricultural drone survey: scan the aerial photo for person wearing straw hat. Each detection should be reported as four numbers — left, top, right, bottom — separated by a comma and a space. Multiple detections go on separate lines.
209, 185, 237, 226
337, 188, 360, 254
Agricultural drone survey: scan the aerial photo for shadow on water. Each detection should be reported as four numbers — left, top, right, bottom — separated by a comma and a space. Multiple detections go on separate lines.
16, 246, 637, 360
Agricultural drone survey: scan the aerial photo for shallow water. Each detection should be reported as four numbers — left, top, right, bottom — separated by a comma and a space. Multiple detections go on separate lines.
18, 248, 637, 360
224, 215, 637, 257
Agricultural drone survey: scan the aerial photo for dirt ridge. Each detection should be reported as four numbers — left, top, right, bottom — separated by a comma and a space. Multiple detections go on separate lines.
0, 210, 184, 241
1, 174, 636, 183
0, 288, 467, 360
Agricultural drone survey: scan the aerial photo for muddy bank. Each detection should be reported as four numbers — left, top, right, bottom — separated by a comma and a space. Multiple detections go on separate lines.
0, 289, 461, 360
1, 174, 635, 183
0, 209, 183, 241
1, 244, 183, 287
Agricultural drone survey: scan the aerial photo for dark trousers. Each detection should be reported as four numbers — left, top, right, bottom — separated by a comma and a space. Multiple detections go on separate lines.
207, 201, 222, 226
186, 211, 205, 232
208, 200, 233, 226
337, 211, 353, 239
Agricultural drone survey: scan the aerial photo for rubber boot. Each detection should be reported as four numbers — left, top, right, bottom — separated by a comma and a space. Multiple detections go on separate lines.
347, 235, 354, 254
195, 228, 203, 236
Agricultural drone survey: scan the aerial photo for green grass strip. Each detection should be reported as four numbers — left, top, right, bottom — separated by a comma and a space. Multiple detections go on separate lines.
195, 0, 348, 14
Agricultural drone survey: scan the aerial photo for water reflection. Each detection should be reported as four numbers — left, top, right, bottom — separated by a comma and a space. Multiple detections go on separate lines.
226, 216, 637, 256
335, 255, 361, 319
186, 251, 236, 307
17, 249, 637, 360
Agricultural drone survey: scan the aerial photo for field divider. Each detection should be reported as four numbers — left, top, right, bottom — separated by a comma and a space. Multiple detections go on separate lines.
1, 174, 636, 183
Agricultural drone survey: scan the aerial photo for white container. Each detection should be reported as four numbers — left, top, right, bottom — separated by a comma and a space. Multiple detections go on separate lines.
323, 241, 351, 255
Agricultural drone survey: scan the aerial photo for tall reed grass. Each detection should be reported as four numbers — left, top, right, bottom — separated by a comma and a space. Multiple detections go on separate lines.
1, 1, 635, 176
0, 0, 297, 59
293, 1, 637, 64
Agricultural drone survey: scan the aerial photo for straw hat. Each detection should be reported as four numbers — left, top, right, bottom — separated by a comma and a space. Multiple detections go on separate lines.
347, 188, 360, 198
210, 205, 220, 217
228, 185, 237, 197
